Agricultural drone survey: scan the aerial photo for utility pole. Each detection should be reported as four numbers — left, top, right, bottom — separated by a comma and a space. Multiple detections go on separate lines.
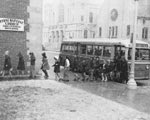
127, 0, 138, 88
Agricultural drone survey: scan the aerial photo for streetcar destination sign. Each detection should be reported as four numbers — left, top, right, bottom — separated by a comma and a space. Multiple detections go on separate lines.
0, 18, 24, 31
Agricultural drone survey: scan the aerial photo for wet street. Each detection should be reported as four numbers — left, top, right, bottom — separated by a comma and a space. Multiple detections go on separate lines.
0, 80, 149, 120
46, 51, 150, 115
0, 51, 149, 119
67, 80, 150, 114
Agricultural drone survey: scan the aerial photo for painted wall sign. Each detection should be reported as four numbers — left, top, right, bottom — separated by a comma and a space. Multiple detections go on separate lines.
0, 18, 24, 31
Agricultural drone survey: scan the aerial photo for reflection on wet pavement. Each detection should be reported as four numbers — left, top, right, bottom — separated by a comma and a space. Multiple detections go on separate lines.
66, 81, 150, 114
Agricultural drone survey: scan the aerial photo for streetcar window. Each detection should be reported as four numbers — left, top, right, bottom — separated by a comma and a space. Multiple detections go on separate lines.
61, 44, 76, 53
61, 44, 67, 52
81, 44, 86, 54
103, 46, 112, 57
128, 48, 150, 60
115, 46, 125, 59
87, 45, 93, 55
93, 45, 102, 56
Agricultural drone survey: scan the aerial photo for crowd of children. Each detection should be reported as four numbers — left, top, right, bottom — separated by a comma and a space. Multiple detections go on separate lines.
1, 49, 128, 83
73, 55, 128, 83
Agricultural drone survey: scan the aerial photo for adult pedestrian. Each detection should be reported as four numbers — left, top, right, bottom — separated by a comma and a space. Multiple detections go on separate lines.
17, 52, 25, 75
63, 56, 70, 81
2, 51, 12, 77
95, 57, 101, 81
114, 56, 122, 82
41, 52, 50, 79
29, 52, 36, 79
120, 56, 128, 83
105, 60, 112, 81
73, 56, 78, 72
52, 56, 60, 81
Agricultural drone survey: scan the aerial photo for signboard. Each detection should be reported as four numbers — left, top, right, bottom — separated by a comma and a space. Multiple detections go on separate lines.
136, 43, 148, 48
0, 18, 24, 31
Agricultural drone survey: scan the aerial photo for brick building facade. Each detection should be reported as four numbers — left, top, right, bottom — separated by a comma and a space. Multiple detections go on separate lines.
0, 0, 43, 74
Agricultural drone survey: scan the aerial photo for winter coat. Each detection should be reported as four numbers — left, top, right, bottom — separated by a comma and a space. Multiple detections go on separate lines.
41, 57, 50, 70
17, 55, 25, 70
3, 55, 12, 71
53, 61, 60, 73
30, 54, 36, 66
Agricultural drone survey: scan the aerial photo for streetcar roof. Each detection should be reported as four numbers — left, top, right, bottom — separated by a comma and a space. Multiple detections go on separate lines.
62, 38, 150, 48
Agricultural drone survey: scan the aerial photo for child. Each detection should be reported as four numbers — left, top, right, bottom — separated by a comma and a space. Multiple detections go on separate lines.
102, 60, 107, 82
41, 52, 49, 79
52, 56, 60, 81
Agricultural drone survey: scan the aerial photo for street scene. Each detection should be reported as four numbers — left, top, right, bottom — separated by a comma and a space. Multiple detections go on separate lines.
0, 0, 150, 119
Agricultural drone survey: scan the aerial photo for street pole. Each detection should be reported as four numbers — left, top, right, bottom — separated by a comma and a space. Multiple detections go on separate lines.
127, 0, 138, 88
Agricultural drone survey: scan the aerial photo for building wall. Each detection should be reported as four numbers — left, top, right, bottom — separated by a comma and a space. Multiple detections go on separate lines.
0, 0, 29, 73
43, 0, 99, 51
97, 0, 150, 42
0, 0, 43, 74
27, 0, 43, 73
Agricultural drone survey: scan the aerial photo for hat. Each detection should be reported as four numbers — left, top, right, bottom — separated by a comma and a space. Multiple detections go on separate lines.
5, 51, 9, 55
54, 56, 59, 60
42, 52, 46, 56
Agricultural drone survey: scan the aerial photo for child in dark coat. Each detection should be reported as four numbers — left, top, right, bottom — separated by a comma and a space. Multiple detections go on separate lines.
41, 52, 49, 79
52, 56, 60, 81
2, 51, 12, 77
17, 52, 25, 75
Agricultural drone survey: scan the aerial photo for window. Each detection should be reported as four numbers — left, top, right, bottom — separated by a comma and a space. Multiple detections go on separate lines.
56, 31, 59, 38
103, 46, 112, 57
87, 45, 93, 55
61, 44, 77, 53
142, 27, 148, 39
128, 48, 150, 60
52, 31, 55, 38
84, 30, 88, 38
93, 32, 95, 38
81, 45, 86, 54
109, 27, 111, 38
89, 12, 93, 23
99, 27, 102, 37
81, 15, 84, 22
112, 27, 115, 37
94, 46, 103, 56
108, 26, 118, 38
61, 30, 64, 40
127, 25, 130, 36
115, 26, 118, 37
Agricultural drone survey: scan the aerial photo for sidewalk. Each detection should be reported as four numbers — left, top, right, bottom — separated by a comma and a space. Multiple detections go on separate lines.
0, 80, 149, 120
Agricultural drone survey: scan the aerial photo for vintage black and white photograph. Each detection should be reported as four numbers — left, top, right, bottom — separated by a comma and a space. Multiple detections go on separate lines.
0, 0, 150, 119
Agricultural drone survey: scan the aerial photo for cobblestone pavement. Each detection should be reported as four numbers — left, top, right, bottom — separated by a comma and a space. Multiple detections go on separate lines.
0, 80, 149, 120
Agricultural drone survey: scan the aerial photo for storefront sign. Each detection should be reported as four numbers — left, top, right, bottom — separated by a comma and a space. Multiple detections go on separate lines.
0, 18, 24, 31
